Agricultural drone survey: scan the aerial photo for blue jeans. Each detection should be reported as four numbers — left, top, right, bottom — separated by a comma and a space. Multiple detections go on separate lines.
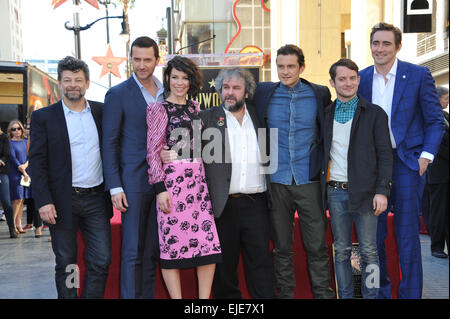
0, 174, 14, 229
327, 186, 379, 299
49, 190, 112, 299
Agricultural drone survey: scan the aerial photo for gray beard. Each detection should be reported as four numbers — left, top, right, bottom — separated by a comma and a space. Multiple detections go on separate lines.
223, 98, 245, 112
64, 92, 84, 102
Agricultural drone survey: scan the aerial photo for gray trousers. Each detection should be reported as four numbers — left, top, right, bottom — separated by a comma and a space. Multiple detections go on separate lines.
269, 181, 334, 299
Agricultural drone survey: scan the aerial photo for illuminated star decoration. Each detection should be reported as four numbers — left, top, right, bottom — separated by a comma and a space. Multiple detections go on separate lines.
92, 44, 127, 79
51, 0, 99, 9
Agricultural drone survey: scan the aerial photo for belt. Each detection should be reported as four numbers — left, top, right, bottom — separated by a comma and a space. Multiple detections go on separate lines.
72, 184, 104, 195
327, 181, 348, 190
229, 192, 265, 200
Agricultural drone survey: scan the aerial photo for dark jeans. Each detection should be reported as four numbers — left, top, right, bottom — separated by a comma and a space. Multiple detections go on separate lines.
0, 174, 14, 230
213, 193, 275, 299
270, 181, 334, 299
49, 190, 112, 299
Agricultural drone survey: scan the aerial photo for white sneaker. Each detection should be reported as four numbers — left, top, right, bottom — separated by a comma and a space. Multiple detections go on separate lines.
0, 214, 6, 221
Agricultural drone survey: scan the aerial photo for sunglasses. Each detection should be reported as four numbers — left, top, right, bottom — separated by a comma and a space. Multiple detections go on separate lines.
11, 127, 22, 131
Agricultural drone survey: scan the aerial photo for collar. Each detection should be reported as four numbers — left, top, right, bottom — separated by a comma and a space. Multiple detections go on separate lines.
223, 104, 250, 122
61, 98, 90, 115
336, 95, 359, 109
279, 78, 303, 91
373, 58, 398, 78
132, 73, 163, 91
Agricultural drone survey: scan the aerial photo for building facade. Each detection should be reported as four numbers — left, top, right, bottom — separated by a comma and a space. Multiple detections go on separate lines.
0, 0, 23, 62
168, 0, 448, 90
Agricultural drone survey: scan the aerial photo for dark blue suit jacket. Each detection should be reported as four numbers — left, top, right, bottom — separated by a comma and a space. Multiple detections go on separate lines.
253, 79, 331, 181
358, 60, 445, 171
29, 100, 113, 230
102, 76, 155, 194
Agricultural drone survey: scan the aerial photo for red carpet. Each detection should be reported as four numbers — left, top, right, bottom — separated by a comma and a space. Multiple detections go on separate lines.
77, 209, 400, 298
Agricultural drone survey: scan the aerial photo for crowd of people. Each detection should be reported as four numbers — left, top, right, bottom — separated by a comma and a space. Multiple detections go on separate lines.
3, 21, 444, 300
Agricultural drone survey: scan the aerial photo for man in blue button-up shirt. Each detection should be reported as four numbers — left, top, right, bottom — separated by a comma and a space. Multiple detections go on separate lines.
254, 45, 334, 299
30, 56, 113, 298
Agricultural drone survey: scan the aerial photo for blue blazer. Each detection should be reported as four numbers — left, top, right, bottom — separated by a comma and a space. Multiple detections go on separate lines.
358, 60, 445, 171
253, 79, 331, 181
102, 76, 155, 193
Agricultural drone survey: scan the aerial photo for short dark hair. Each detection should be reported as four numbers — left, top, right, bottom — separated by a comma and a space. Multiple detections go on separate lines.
57, 56, 90, 81
130, 36, 159, 59
163, 56, 203, 98
329, 58, 359, 81
214, 67, 256, 100
436, 86, 449, 98
276, 44, 305, 67
370, 22, 402, 48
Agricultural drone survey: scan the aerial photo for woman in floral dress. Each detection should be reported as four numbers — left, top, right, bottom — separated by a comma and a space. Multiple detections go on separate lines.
146, 56, 221, 299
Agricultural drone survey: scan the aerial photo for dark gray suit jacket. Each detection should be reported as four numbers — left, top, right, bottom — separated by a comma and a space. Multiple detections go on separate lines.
200, 103, 269, 218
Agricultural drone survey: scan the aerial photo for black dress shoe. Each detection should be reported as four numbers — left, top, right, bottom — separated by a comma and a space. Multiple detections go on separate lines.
431, 251, 448, 259
9, 228, 18, 239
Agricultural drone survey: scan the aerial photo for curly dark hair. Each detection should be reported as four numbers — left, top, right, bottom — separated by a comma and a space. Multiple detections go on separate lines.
163, 56, 203, 98
57, 56, 90, 81
277, 44, 305, 68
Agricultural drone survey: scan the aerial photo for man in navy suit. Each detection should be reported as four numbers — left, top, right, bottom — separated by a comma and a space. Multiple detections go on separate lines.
30, 56, 112, 298
253, 45, 334, 299
102, 37, 164, 298
358, 22, 445, 299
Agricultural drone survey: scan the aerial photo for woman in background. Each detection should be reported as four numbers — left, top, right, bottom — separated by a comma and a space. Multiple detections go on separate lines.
7, 120, 30, 234
0, 127, 17, 238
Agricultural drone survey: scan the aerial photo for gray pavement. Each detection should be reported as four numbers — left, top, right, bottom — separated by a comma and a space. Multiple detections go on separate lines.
0, 215, 448, 299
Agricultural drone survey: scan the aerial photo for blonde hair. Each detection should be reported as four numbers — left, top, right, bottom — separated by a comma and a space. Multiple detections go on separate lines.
7, 120, 25, 140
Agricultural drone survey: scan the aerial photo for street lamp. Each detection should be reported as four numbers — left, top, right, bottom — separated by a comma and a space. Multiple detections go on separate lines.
64, 7, 129, 60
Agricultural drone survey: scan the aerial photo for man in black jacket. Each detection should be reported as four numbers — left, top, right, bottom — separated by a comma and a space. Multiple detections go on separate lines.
253, 44, 334, 299
321, 58, 392, 299
423, 86, 449, 258
161, 68, 274, 298
29, 56, 112, 298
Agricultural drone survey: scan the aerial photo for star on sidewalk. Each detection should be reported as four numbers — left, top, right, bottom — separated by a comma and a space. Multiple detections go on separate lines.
92, 45, 127, 79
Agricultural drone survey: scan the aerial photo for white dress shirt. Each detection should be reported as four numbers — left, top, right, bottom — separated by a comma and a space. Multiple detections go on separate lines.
62, 99, 103, 188
223, 105, 267, 194
372, 58, 434, 161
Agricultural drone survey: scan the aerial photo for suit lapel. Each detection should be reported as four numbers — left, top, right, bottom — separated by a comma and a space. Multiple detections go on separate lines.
55, 101, 71, 159
392, 60, 408, 117
127, 76, 149, 110
214, 105, 231, 163
89, 101, 102, 141
359, 66, 374, 102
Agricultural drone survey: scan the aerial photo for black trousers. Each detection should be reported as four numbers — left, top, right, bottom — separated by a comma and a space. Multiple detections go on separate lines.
427, 182, 449, 253
270, 182, 334, 299
49, 190, 112, 299
213, 193, 275, 299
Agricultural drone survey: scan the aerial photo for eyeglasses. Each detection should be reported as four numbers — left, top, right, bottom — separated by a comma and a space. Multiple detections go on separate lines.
11, 127, 22, 131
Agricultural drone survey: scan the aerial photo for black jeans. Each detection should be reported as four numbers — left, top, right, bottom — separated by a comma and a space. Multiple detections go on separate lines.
213, 193, 275, 299
270, 181, 334, 299
49, 190, 112, 299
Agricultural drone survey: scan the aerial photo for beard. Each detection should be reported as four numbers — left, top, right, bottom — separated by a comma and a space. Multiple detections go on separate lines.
64, 90, 84, 102
223, 95, 245, 112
